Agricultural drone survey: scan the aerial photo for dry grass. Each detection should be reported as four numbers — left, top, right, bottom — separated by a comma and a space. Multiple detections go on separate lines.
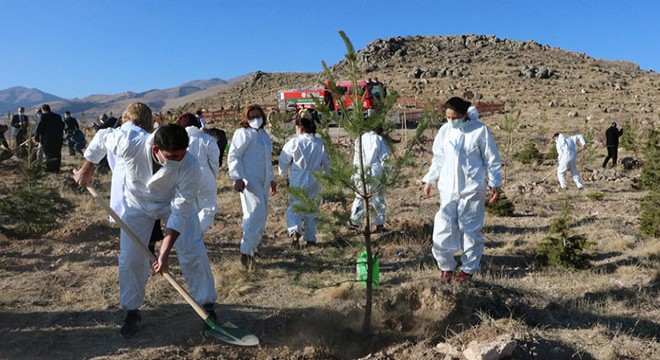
0, 126, 658, 360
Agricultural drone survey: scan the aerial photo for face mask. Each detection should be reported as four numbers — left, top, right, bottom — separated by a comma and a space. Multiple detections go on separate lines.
448, 119, 465, 129
249, 117, 263, 129
152, 149, 183, 170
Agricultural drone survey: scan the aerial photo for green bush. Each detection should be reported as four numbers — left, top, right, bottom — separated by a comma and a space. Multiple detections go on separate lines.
0, 185, 74, 238
640, 193, 660, 238
638, 128, 659, 237
586, 192, 605, 201
620, 119, 643, 158
536, 200, 592, 269
547, 142, 558, 161
516, 139, 543, 165
485, 193, 515, 217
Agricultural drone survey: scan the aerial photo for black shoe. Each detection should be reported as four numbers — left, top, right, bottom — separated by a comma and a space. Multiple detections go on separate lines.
203, 303, 218, 326
120, 310, 141, 339
290, 231, 301, 248
374, 225, 385, 233
240, 254, 255, 270
305, 241, 316, 247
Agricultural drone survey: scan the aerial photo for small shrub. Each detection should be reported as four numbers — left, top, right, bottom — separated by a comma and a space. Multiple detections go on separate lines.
620, 119, 643, 158
640, 193, 660, 238
638, 128, 660, 237
536, 200, 593, 269
547, 142, 558, 161
586, 192, 605, 201
0, 185, 74, 238
485, 193, 515, 217
516, 139, 543, 165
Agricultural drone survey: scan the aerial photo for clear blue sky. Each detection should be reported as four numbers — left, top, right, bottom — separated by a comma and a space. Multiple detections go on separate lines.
1, 0, 658, 99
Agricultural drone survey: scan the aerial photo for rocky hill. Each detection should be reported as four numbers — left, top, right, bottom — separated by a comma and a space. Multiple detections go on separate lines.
182, 34, 659, 133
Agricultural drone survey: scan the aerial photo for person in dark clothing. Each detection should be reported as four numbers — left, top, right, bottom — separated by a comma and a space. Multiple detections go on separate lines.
34, 104, 65, 173
0, 124, 12, 162
11, 107, 29, 154
64, 111, 81, 156
93, 113, 119, 131
603, 122, 623, 168
203, 127, 228, 167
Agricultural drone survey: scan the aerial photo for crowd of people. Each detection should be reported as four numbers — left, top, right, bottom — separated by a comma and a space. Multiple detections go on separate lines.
0, 97, 623, 338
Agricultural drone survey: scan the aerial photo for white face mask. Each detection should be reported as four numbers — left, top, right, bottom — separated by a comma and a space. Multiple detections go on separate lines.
249, 117, 263, 129
448, 119, 466, 129
152, 149, 183, 170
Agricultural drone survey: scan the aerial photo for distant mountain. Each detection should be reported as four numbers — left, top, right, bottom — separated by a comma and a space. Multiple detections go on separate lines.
0, 87, 64, 114
0, 78, 229, 124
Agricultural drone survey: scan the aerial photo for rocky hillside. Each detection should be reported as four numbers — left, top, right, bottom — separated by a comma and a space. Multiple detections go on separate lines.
183, 34, 659, 133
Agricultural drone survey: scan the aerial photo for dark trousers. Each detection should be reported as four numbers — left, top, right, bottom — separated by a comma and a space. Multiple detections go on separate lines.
603, 146, 618, 168
42, 143, 62, 173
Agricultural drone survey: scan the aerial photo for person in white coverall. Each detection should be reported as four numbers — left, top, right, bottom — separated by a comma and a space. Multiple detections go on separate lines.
74, 113, 217, 339
350, 126, 391, 232
278, 109, 330, 246
105, 105, 163, 255
553, 132, 585, 189
107, 105, 154, 223
228, 104, 277, 269
176, 113, 220, 232
423, 97, 502, 283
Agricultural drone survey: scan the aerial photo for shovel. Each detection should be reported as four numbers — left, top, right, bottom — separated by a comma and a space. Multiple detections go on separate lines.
533, 169, 556, 185
86, 187, 259, 346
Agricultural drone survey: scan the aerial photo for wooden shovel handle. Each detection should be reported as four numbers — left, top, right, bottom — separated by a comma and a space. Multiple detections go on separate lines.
86, 187, 209, 320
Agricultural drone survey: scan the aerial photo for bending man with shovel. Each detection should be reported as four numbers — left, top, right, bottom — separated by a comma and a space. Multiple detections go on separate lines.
74, 106, 218, 339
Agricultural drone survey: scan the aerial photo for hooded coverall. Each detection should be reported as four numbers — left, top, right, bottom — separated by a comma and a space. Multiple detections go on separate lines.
227, 127, 275, 256
186, 126, 220, 232
556, 134, 585, 189
107, 122, 148, 222
422, 113, 502, 275
85, 129, 217, 310
278, 133, 330, 242
350, 131, 390, 227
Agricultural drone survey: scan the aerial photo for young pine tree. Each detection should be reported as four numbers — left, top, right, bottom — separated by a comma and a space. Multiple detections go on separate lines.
293, 31, 427, 337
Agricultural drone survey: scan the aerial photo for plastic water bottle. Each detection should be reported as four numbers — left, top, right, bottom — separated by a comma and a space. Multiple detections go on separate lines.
356, 251, 380, 288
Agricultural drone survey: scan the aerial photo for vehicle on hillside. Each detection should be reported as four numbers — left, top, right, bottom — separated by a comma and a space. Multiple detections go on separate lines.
277, 79, 387, 117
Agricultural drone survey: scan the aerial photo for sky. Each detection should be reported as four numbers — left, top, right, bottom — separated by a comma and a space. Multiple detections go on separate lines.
1, 0, 658, 99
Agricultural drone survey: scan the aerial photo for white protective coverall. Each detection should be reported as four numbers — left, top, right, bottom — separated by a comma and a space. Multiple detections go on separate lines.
278, 133, 330, 242
186, 126, 220, 232
350, 131, 390, 227
422, 108, 502, 274
556, 134, 585, 189
107, 122, 148, 221
227, 127, 275, 256
85, 129, 217, 310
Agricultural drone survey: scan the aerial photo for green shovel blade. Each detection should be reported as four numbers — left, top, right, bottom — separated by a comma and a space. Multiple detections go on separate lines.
203, 317, 259, 347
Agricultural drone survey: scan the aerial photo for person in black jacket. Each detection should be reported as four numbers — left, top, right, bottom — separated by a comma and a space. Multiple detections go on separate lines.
603, 122, 623, 168
34, 104, 65, 173
11, 107, 29, 152
64, 111, 81, 156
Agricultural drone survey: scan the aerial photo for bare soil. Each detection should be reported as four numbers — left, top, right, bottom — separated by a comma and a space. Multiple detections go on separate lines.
1, 119, 658, 360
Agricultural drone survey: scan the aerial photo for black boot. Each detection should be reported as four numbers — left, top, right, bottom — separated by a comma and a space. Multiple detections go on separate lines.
240, 254, 255, 271
120, 310, 141, 339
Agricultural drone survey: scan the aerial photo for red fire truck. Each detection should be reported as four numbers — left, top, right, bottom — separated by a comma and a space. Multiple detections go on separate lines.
277, 79, 387, 117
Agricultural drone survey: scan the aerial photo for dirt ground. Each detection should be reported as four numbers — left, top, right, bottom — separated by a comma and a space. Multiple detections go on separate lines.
0, 124, 658, 360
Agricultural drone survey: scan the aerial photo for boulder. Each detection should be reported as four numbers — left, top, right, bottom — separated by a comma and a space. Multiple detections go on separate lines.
463, 337, 517, 360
